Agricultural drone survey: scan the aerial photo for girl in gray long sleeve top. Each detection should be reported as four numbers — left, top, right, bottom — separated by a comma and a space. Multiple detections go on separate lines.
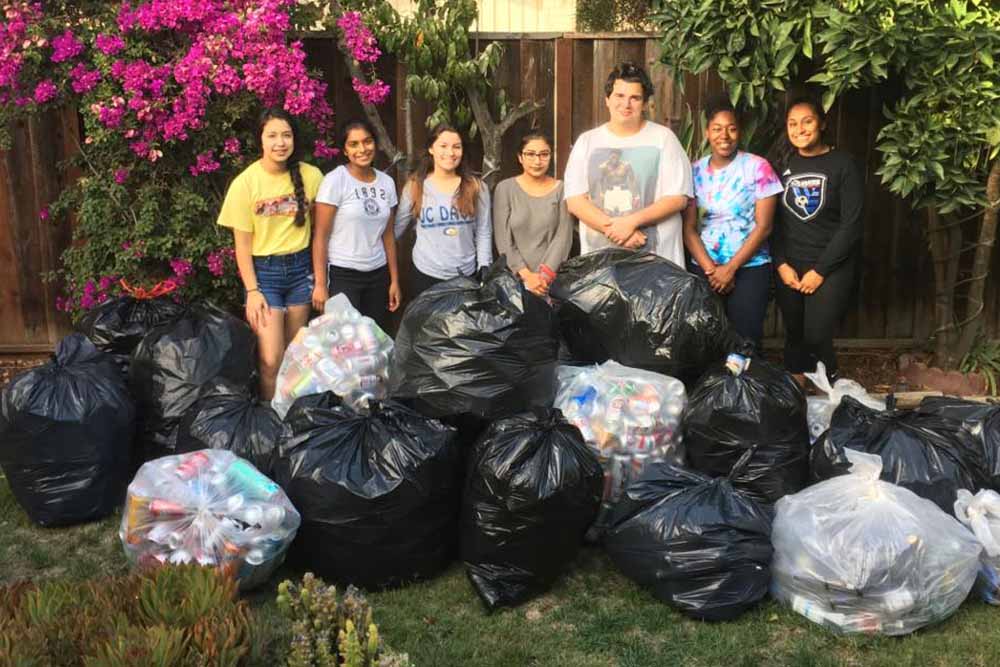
394, 124, 491, 293
492, 132, 573, 296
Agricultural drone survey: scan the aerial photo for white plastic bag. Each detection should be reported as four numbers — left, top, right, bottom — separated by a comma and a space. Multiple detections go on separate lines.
805, 361, 885, 442
120, 449, 300, 590
771, 450, 981, 635
954, 488, 1000, 604
272, 294, 393, 417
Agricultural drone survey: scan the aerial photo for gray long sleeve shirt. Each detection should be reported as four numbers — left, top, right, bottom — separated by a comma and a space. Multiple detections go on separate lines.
394, 178, 492, 280
492, 177, 573, 273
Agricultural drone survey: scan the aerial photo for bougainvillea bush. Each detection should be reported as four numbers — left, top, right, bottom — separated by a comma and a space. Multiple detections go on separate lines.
0, 1, 387, 317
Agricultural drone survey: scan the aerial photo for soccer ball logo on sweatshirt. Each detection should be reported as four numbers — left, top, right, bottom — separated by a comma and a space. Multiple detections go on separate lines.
782, 173, 826, 221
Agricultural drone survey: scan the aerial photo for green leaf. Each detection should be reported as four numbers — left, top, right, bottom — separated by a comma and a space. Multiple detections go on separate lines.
803, 15, 813, 59
822, 88, 836, 112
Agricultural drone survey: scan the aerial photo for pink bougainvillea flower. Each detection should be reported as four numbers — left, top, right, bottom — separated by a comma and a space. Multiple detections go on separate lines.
50, 30, 84, 63
33, 79, 58, 104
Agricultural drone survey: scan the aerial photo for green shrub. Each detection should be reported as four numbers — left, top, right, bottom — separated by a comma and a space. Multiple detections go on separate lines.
0, 565, 258, 667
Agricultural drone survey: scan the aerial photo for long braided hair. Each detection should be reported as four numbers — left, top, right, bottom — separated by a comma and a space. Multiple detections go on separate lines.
257, 107, 307, 227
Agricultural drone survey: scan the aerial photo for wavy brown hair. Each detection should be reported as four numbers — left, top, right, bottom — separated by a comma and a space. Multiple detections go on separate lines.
407, 123, 481, 220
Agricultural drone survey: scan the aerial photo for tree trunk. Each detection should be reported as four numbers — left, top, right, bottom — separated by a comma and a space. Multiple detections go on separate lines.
465, 86, 543, 189
955, 158, 1000, 364
927, 207, 962, 368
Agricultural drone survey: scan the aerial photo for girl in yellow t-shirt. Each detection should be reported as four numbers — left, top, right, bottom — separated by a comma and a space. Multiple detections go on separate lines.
217, 108, 323, 400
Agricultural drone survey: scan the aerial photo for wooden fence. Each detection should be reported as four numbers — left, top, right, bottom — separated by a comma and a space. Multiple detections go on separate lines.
0, 33, 989, 350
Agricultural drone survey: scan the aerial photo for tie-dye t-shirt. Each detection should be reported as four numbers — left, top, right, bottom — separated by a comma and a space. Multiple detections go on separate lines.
691, 151, 783, 267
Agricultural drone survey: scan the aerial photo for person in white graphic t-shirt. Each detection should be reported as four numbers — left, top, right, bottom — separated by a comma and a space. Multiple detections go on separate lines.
563, 62, 693, 266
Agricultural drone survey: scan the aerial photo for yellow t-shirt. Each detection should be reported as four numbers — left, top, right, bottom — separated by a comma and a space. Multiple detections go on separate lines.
217, 159, 323, 256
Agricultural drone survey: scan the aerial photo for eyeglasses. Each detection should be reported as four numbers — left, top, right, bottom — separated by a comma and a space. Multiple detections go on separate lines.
521, 151, 551, 160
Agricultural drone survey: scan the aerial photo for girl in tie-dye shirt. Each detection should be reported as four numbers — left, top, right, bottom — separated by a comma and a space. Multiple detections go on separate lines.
682, 97, 783, 347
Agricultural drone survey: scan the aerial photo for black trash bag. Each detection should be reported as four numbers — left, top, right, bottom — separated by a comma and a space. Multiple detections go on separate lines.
460, 408, 603, 609
76, 295, 184, 373
916, 396, 1000, 491
549, 248, 732, 380
605, 450, 773, 621
388, 258, 559, 419
682, 356, 809, 504
811, 396, 989, 514
176, 380, 282, 476
0, 334, 134, 526
273, 392, 462, 589
129, 303, 257, 462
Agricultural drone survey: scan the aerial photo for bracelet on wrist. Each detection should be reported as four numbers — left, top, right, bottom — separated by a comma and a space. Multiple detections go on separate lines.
246, 287, 260, 293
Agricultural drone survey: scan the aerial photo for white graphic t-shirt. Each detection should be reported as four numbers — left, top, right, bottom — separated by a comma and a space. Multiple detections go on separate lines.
315, 165, 398, 271
563, 121, 693, 265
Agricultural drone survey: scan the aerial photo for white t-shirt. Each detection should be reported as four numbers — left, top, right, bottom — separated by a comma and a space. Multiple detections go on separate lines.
563, 121, 693, 266
315, 165, 398, 271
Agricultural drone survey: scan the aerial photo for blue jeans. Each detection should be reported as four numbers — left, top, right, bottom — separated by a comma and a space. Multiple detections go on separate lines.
689, 262, 771, 349
249, 248, 313, 309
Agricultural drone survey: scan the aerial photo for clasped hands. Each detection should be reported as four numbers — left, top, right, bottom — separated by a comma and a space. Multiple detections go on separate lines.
777, 263, 825, 294
602, 214, 646, 249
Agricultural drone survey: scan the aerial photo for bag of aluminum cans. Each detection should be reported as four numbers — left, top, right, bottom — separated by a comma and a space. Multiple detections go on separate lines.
388, 259, 559, 420
461, 409, 603, 610
605, 451, 773, 621
549, 248, 732, 382
811, 396, 988, 515
683, 353, 810, 504
272, 294, 393, 418
772, 450, 981, 635
804, 361, 884, 443
954, 489, 1000, 604
273, 392, 462, 589
0, 334, 134, 526
130, 303, 257, 462
120, 449, 300, 591
554, 361, 687, 539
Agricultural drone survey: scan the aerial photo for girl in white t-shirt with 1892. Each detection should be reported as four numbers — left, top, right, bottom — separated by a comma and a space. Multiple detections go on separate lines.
311, 119, 401, 330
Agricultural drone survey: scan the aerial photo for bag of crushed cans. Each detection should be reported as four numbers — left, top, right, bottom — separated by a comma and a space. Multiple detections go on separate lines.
461, 409, 603, 610
553, 361, 686, 539
804, 361, 885, 443
120, 449, 300, 591
605, 450, 773, 621
683, 353, 810, 504
771, 450, 981, 635
954, 489, 1000, 604
271, 294, 393, 418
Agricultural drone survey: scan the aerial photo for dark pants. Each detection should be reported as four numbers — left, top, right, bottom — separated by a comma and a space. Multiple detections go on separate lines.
774, 258, 857, 376
328, 264, 390, 331
408, 267, 444, 301
689, 263, 771, 349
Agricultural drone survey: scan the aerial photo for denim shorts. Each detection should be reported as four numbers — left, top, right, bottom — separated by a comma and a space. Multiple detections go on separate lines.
249, 248, 313, 309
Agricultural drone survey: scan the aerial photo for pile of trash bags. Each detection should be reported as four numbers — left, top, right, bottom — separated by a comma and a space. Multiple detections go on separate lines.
461, 409, 603, 609
605, 451, 773, 620
810, 396, 988, 514
0, 334, 134, 526
177, 380, 283, 476
76, 295, 184, 374
271, 294, 393, 418
683, 353, 810, 504
129, 303, 257, 462
772, 450, 981, 634
389, 260, 559, 419
954, 489, 1000, 604
120, 449, 300, 591
273, 393, 462, 589
804, 361, 885, 443
549, 249, 731, 380
917, 396, 1000, 491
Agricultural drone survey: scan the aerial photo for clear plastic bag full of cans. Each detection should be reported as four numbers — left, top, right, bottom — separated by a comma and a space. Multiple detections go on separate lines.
804, 361, 885, 443
271, 294, 393, 418
771, 450, 981, 635
954, 489, 1000, 605
554, 361, 686, 529
120, 449, 301, 591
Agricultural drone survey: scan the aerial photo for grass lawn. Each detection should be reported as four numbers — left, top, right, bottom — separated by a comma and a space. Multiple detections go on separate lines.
2, 472, 999, 667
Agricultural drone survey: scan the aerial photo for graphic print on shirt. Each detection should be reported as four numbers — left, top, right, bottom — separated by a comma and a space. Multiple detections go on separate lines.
349, 184, 389, 217
587, 147, 659, 216
782, 173, 827, 222
254, 194, 311, 217
419, 203, 474, 233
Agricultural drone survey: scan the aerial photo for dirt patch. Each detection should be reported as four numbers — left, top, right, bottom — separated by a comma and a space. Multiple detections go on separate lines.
0, 354, 50, 388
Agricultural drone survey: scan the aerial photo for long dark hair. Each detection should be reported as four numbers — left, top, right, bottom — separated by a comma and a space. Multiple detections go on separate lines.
408, 123, 480, 219
257, 107, 307, 227
337, 118, 378, 160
